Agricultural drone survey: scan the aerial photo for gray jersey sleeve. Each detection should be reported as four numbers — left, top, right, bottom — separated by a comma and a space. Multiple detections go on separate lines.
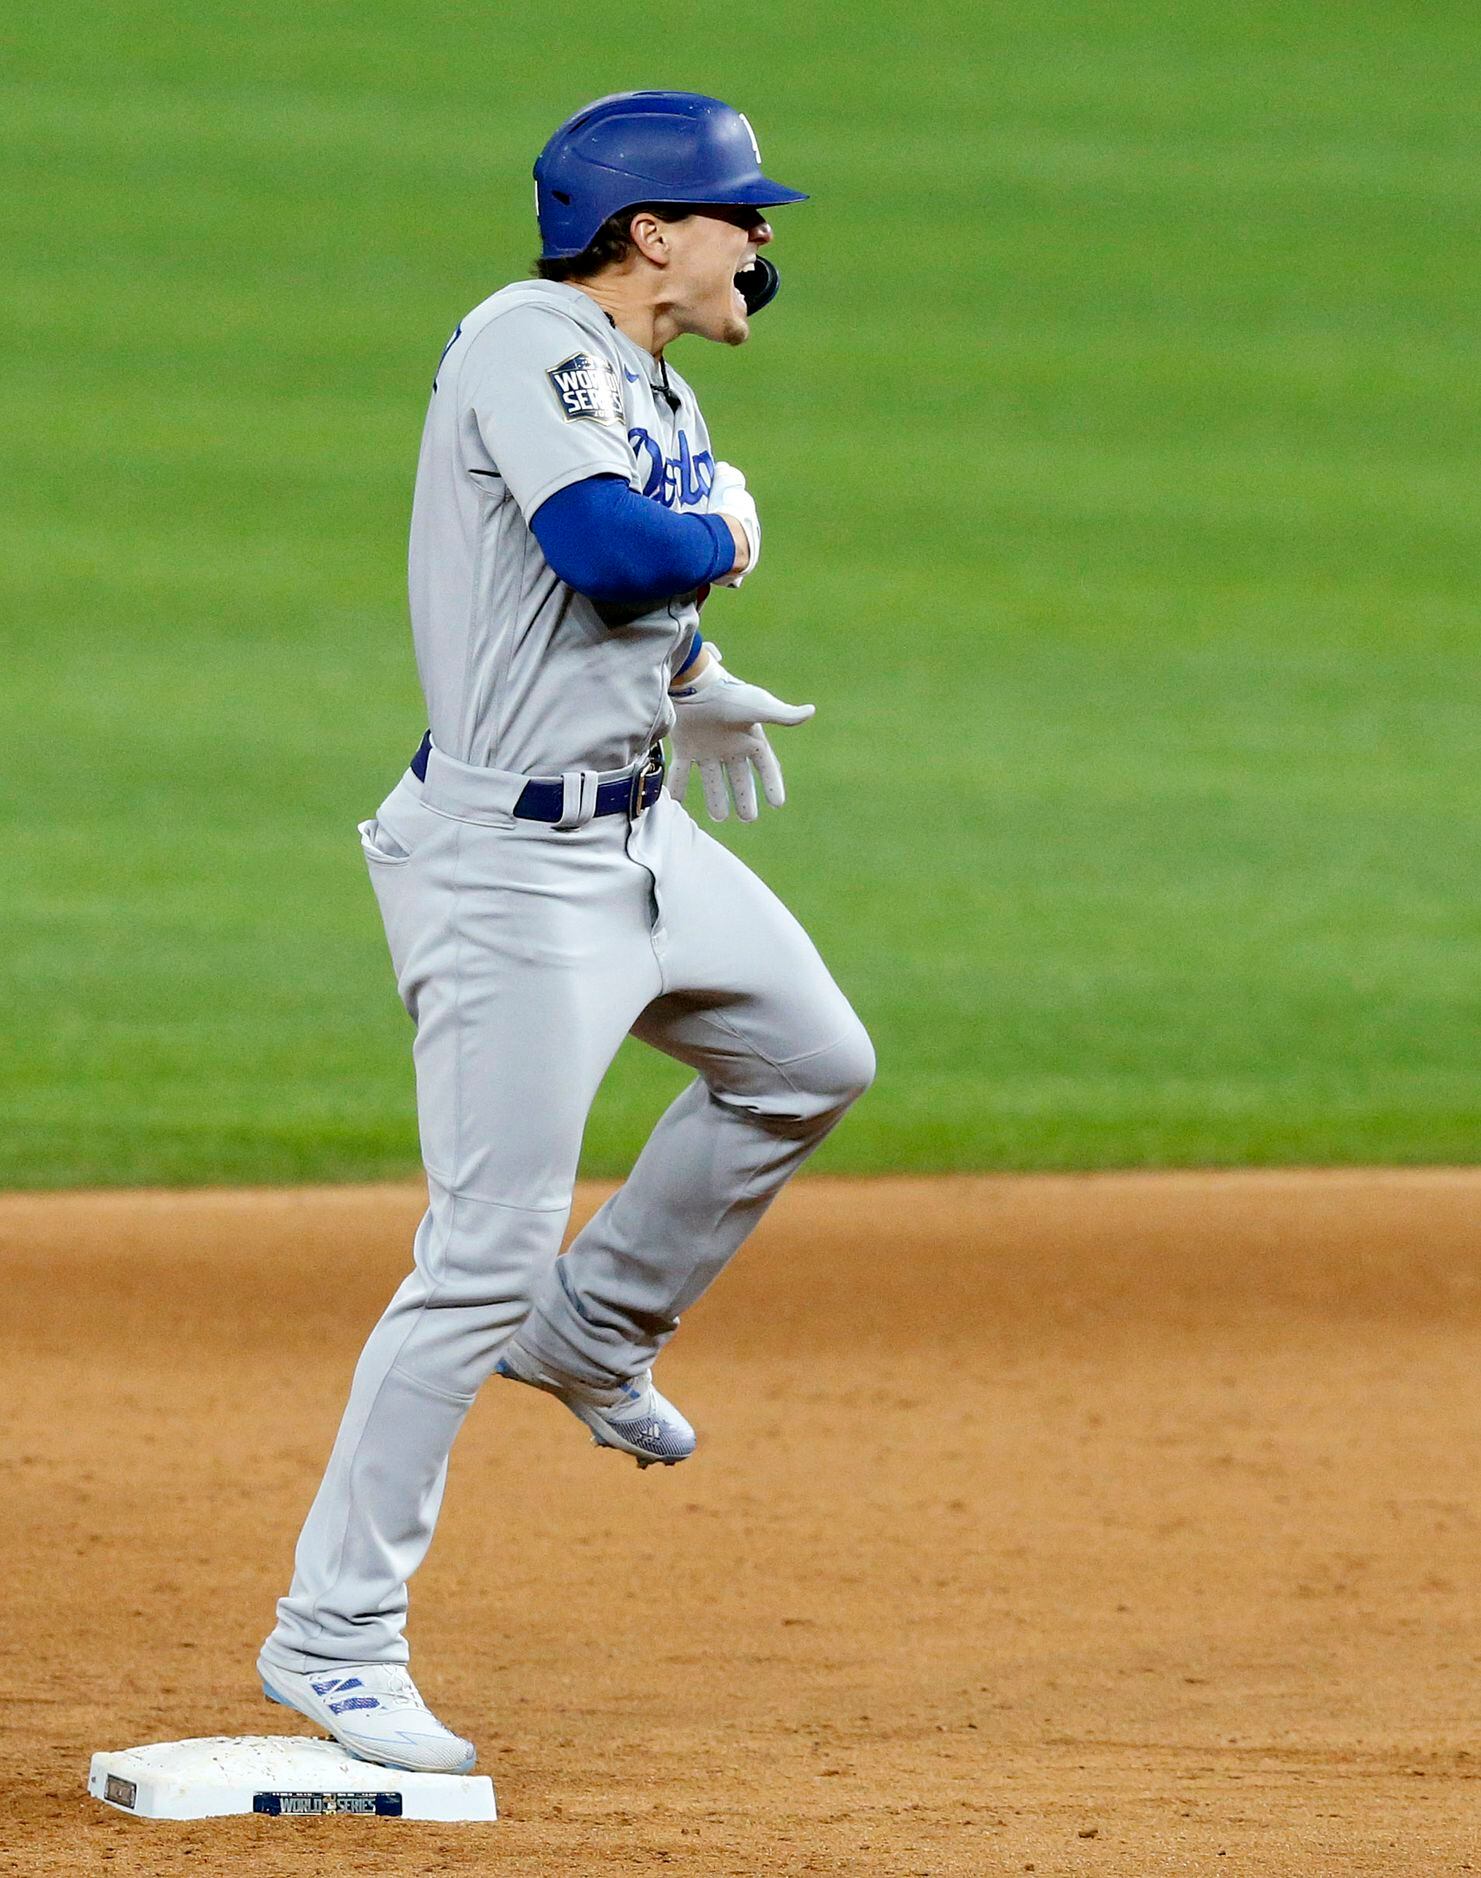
460, 305, 633, 518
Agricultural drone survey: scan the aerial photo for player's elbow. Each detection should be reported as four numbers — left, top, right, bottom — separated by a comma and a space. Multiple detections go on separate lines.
529, 478, 733, 611
540, 537, 647, 606
530, 483, 651, 605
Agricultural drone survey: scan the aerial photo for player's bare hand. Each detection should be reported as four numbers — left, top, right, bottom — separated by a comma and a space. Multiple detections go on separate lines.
667, 648, 813, 822
707, 461, 760, 587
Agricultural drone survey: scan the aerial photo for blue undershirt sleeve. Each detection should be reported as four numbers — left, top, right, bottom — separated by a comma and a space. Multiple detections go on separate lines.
673, 627, 704, 678
530, 475, 735, 608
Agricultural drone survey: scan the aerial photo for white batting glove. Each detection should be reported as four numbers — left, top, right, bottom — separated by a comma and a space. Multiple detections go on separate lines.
707, 461, 760, 588
667, 648, 813, 823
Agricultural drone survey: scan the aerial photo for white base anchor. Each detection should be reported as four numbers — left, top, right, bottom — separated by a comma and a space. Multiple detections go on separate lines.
87, 1735, 497, 1822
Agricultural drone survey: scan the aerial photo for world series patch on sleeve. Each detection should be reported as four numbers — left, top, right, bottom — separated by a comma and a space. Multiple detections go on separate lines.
547, 352, 623, 424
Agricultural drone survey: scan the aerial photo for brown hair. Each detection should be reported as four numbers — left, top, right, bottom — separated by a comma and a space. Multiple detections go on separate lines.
534, 203, 691, 282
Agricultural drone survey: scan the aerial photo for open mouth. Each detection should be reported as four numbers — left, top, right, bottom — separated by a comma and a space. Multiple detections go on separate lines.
733, 256, 777, 316
733, 258, 758, 313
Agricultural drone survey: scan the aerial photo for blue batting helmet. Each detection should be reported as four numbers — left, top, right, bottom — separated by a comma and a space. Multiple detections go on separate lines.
534, 91, 808, 303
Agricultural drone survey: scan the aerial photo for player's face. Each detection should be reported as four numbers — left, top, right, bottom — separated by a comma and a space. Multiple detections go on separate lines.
665, 207, 774, 346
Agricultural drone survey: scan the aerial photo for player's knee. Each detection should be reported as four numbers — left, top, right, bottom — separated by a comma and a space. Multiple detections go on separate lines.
791, 1017, 875, 1121
834, 1019, 877, 1109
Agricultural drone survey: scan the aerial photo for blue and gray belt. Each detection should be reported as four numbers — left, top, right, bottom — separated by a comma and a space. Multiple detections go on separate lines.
410, 732, 665, 822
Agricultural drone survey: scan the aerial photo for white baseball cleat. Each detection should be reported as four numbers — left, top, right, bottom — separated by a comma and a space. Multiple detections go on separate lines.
257, 1656, 477, 1775
494, 1346, 697, 1467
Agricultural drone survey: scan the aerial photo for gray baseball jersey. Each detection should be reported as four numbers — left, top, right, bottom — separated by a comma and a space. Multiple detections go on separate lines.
408, 279, 717, 774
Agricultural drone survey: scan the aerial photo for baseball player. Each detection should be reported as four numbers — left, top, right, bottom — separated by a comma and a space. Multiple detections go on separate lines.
256, 91, 874, 1776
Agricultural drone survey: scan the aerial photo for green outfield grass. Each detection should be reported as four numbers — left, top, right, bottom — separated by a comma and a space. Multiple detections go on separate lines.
3, 1, 1477, 1185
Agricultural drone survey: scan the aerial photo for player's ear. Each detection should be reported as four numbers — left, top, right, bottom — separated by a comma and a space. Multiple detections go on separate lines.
628, 211, 671, 265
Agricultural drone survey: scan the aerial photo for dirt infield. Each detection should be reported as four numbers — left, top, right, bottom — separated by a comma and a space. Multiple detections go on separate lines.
5, 1172, 1481, 1875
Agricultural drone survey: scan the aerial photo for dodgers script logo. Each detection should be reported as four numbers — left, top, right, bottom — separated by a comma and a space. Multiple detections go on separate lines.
629, 427, 716, 509
547, 352, 623, 425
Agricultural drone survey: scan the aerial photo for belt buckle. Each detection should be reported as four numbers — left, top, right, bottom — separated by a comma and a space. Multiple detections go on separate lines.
628, 749, 664, 819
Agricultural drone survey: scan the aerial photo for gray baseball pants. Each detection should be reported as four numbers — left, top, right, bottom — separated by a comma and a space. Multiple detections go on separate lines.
263, 744, 873, 1670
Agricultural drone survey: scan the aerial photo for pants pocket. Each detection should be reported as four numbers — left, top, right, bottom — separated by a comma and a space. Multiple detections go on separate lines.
359, 778, 440, 865
360, 817, 412, 865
